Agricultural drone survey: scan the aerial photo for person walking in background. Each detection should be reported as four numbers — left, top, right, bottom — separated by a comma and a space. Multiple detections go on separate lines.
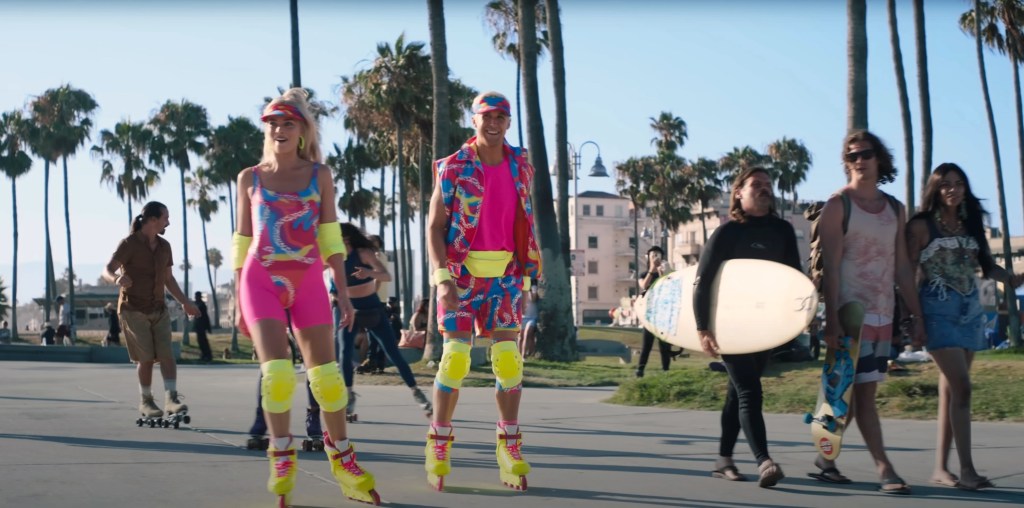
102, 201, 200, 420
519, 282, 538, 358
0, 320, 11, 344
55, 295, 73, 346
636, 246, 673, 377
695, 167, 801, 487
193, 292, 213, 362
812, 130, 925, 495
104, 303, 121, 347
233, 88, 378, 505
906, 163, 1024, 491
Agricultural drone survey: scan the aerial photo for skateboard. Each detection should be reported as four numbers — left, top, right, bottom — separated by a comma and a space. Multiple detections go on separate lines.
804, 302, 863, 460
136, 410, 191, 430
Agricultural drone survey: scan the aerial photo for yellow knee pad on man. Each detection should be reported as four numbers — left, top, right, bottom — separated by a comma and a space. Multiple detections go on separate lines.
435, 341, 472, 391
261, 359, 297, 414
308, 361, 348, 412
491, 341, 523, 391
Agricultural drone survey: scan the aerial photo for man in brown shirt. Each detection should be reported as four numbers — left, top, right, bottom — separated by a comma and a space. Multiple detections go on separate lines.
102, 201, 199, 418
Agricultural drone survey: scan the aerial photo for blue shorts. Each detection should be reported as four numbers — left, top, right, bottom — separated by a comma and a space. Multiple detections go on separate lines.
920, 285, 986, 352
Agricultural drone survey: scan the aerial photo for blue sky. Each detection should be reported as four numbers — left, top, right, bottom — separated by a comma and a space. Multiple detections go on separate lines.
1, 0, 1022, 303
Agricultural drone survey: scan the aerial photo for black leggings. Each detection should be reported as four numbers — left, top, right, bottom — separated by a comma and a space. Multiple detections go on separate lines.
719, 350, 771, 464
638, 329, 672, 372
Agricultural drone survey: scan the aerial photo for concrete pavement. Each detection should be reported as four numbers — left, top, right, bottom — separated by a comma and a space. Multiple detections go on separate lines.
1, 361, 1022, 507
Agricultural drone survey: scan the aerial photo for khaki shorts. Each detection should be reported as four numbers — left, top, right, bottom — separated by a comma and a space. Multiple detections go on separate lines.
121, 309, 173, 363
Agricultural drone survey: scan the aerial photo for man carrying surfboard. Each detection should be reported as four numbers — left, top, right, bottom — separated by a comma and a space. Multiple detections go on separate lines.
695, 166, 802, 488
812, 130, 925, 495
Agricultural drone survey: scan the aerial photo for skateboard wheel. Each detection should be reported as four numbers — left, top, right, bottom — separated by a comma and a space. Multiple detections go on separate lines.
803, 413, 813, 424
148, 420, 156, 428
182, 415, 191, 424
827, 421, 838, 432
136, 419, 143, 427
173, 421, 180, 429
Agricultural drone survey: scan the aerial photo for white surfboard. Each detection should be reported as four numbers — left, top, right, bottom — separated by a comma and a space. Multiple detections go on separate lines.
634, 259, 817, 354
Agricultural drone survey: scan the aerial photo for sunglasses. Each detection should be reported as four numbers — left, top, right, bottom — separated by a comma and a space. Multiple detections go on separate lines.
844, 149, 876, 163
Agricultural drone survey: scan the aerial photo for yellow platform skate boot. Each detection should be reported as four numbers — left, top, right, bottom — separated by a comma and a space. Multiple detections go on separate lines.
496, 425, 530, 491
424, 425, 454, 491
324, 435, 380, 505
266, 437, 297, 508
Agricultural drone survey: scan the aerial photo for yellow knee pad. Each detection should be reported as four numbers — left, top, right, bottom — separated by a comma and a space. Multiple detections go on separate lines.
261, 359, 296, 414
436, 341, 472, 391
307, 361, 348, 413
491, 341, 523, 390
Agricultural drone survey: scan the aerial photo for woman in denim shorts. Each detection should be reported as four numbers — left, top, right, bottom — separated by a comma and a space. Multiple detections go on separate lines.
906, 163, 1024, 491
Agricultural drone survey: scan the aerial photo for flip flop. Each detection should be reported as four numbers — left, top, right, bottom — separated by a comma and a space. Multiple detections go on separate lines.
955, 477, 995, 491
711, 465, 747, 481
930, 476, 959, 487
879, 476, 911, 495
808, 467, 852, 484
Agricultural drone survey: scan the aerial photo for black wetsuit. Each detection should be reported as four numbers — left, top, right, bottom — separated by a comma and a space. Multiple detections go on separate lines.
693, 214, 801, 464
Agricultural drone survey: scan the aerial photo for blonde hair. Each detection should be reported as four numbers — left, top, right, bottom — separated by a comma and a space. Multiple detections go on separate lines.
260, 88, 322, 167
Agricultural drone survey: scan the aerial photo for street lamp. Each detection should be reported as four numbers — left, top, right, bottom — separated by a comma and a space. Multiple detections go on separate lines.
569, 141, 606, 326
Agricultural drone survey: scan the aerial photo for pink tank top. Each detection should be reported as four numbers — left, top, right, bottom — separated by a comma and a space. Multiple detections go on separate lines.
472, 159, 516, 251
250, 165, 322, 268
839, 197, 897, 324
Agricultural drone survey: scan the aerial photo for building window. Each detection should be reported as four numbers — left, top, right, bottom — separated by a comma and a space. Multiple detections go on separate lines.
628, 261, 636, 272
582, 204, 591, 216
588, 260, 598, 274
587, 286, 598, 300
596, 205, 605, 217
628, 236, 636, 249
588, 236, 598, 248
628, 287, 637, 297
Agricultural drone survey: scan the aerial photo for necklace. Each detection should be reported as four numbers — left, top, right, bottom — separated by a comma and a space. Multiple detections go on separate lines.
934, 212, 965, 236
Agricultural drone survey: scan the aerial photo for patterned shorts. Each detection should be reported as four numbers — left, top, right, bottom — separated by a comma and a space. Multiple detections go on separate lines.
437, 265, 523, 337
855, 323, 892, 384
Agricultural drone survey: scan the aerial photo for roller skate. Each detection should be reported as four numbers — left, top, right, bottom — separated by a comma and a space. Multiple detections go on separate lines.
424, 425, 453, 491
246, 407, 270, 451
267, 437, 297, 508
324, 434, 380, 505
345, 388, 358, 423
302, 407, 324, 452
161, 391, 190, 428
412, 387, 433, 418
496, 425, 530, 491
135, 395, 165, 428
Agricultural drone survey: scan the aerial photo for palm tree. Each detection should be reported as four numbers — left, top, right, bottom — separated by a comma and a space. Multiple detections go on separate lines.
545, 0, 574, 269
26, 99, 59, 323
0, 110, 33, 341
766, 137, 812, 219
150, 99, 211, 346
484, 0, 548, 149
34, 85, 99, 337
290, 0, 301, 88
520, 0, 576, 361
718, 146, 771, 183
187, 167, 224, 329
647, 155, 694, 251
888, 0, 916, 211
848, 0, 868, 131
649, 111, 688, 157
0, 277, 10, 324
206, 116, 262, 233
965, 0, 1021, 347
687, 157, 725, 243
914, 0, 934, 192
615, 156, 655, 295
426, 0, 451, 362
91, 120, 160, 225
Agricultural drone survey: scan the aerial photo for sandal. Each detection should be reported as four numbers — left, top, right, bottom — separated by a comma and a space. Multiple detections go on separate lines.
758, 460, 785, 488
955, 477, 995, 491
808, 467, 852, 484
711, 458, 747, 481
878, 475, 911, 495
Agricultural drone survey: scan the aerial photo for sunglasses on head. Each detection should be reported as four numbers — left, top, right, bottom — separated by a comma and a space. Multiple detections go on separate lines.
844, 149, 875, 163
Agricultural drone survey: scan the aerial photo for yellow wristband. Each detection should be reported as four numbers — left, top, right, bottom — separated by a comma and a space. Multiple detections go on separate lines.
522, 278, 532, 292
231, 233, 252, 270
433, 268, 453, 286
317, 221, 347, 263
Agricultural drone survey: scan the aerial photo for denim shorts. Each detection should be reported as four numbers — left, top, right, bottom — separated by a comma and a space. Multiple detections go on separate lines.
920, 285, 986, 351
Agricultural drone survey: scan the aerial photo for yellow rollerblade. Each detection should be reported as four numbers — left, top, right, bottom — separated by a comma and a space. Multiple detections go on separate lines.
325, 437, 380, 505
496, 426, 530, 491
267, 438, 297, 507
424, 426, 454, 491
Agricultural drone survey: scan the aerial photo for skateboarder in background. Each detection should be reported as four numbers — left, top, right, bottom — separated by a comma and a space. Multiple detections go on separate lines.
695, 166, 801, 488
101, 201, 199, 419
813, 130, 924, 494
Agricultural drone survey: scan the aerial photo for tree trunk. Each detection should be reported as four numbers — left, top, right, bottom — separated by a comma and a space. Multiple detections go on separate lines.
62, 155, 76, 339
847, 0, 868, 131
913, 0, 932, 189
548, 0, 571, 270
973, 0, 1020, 347
418, 145, 429, 300
179, 167, 191, 346
391, 165, 401, 311
516, 68, 524, 149
633, 202, 640, 296
43, 159, 53, 322
379, 168, 386, 240
227, 179, 238, 351
202, 220, 219, 329
11, 179, 19, 340
520, 0, 576, 361
888, 0, 915, 211
289, 0, 301, 88
1013, 59, 1024, 232
425, 0, 450, 362
700, 201, 708, 243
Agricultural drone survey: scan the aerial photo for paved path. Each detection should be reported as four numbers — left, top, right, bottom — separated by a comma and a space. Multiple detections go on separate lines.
1, 361, 1022, 507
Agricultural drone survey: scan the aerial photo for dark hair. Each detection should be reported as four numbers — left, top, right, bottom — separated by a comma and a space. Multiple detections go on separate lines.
132, 201, 167, 233
913, 162, 995, 276
368, 234, 384, 251
194, 291, 203, 301
646, 246, 664, 256
728, 167, 776, 222
842, 130, 896, 185
339, 222, 373, 251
